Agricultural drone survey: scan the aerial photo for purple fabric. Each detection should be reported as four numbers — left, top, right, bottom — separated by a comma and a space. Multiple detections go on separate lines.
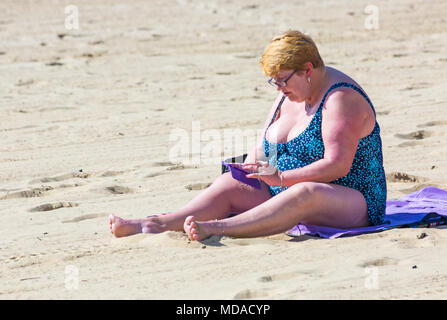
286, 186, 447, 239
221, 161, 261, 189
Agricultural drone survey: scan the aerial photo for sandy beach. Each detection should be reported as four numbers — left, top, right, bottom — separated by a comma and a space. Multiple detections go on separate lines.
1, 0, 447, 299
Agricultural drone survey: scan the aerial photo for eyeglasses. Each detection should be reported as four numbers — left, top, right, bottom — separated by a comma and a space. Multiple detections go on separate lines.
267, 70, 296, 88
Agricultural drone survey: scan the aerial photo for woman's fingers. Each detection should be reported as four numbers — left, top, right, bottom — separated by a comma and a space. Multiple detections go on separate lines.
257, 160, 269, 167
242, 162, 258, 167
243, 161, 267, 166
228, 163, 245, 169
242, 163, 259, 171
259, 166, 276, 175
242, 161, 276, 175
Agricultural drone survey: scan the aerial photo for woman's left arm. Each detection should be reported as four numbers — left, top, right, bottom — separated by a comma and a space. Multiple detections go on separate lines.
280, 89, 368, 187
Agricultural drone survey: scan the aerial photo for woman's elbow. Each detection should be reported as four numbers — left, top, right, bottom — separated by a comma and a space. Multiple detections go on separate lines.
330, 160, 352, 179
340, 165, 352, 177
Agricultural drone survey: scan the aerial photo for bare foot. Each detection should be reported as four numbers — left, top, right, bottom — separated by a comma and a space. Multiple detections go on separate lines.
183, 216, 211, 241
109, 214, 165, 238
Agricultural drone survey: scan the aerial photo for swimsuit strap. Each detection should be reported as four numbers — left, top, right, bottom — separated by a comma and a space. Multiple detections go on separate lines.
264, 82, 376, 140
316, 82, 376, 117
264, 95, 286, 139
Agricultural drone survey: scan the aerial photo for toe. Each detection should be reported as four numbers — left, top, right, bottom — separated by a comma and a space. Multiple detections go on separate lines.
185, 215, 195, 226
184, 216, 201, 241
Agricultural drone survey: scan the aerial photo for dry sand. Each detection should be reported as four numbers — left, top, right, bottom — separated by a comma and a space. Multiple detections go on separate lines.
1, 0, 447, 299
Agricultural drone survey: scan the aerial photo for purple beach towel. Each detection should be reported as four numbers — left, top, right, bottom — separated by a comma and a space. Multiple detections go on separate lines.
286, 186, 447, 239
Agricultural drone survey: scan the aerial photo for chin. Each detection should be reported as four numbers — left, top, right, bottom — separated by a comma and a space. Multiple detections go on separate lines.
286, 94, 301, 103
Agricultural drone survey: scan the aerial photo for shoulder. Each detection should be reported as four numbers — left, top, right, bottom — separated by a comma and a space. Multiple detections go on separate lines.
322, 84, 371, 121
320, 84, 375, 141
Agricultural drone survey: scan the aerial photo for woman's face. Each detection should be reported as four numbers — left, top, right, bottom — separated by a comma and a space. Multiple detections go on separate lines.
273, 69, 309, 103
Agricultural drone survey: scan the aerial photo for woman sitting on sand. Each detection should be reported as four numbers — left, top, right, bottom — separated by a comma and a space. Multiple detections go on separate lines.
109, 30, 387, 241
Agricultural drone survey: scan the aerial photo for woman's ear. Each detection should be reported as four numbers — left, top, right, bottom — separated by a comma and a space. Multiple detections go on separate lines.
305, 62, 314, 78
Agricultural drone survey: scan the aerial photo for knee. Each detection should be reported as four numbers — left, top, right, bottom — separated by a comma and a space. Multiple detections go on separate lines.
211, 172, 239, 192
287, 182, 324, 204
215, 172, 259, 196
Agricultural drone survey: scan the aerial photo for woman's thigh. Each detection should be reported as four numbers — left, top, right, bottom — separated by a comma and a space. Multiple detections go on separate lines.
216, 172, 273, 214
292, 182, 370, 229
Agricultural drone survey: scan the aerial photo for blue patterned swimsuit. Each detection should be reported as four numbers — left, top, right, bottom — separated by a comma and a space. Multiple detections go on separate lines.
263, 82, 387, 226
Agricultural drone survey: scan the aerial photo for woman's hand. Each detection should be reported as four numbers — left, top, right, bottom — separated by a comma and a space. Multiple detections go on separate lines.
242, 161, 282, 187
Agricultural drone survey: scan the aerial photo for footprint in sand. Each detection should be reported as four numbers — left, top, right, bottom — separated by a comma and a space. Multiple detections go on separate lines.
145, 171, 165, 178
359, 257, 399, 268
184, 182, 212, 191
242, 4, 259, 9
100, 170, 124, 177
399, 82, 431, 91
30, 202, 78, 212
152, 161, 176, 167
89, 40, 105, 45
106, 185, 135, 194
166, 163, 198, 171
386, 171, 426, 183
397, 140, 424, 148
417, 120, 447, 128
0, 186, 54, 200
257, 271, 307, 283
188, 76, 205, 80
146, 161, 194, 175
30, 171, 90, 184
45, 62, 64, 67
58, 182, 86, 188
62, 213, 108, 223
15, 79, 35, 87
395, 130, 431, 140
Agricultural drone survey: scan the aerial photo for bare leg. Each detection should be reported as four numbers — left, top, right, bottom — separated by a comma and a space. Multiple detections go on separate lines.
110, 172, 272, 237
184, 182, 370, 241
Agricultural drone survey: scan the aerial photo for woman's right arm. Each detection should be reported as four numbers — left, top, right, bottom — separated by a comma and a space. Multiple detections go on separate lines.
243, 93, 283, 164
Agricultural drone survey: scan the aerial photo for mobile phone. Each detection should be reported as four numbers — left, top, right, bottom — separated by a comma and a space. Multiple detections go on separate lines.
221, 161, 261, 189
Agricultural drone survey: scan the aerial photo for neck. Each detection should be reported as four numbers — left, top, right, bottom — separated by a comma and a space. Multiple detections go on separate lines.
306, 66, 327, 107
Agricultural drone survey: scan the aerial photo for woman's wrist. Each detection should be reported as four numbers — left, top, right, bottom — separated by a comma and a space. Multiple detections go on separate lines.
277, 168, 284, 190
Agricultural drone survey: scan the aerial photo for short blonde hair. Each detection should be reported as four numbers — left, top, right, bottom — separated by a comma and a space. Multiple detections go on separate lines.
260, 30, 324, 77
